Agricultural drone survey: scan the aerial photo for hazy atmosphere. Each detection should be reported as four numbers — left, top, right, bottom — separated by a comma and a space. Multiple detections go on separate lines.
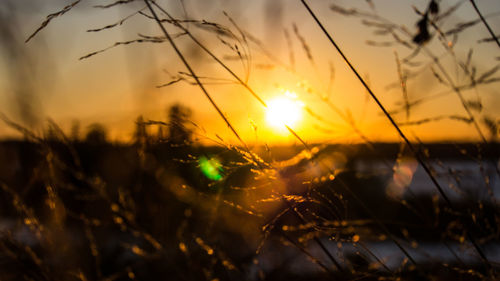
1, 0, 500, 280
2, 0, 499, 143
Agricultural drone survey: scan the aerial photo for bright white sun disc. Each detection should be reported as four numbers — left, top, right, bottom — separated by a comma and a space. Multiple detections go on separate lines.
266, 97, 302, 128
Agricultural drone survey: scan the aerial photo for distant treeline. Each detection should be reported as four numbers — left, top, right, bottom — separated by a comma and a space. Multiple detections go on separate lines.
2, 140, 498, 160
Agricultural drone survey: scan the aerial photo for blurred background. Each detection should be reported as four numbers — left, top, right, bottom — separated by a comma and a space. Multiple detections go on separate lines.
1, 0, 500, 280
1, 0, 499, 144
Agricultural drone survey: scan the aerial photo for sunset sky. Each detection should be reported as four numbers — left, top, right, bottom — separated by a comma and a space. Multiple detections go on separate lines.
1, 0, 499, 144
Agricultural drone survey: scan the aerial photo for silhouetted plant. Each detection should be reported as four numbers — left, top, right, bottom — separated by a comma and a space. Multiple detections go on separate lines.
70, 120, 80, 142
2, 1, 498, 280
85, 123, 107, 144
167, 103, 192, 145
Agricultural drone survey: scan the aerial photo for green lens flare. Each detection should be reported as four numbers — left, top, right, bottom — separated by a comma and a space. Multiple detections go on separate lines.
199, 156, 223, 181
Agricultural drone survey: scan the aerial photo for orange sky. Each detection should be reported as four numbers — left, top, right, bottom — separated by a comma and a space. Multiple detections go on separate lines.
1, 0, 499, 144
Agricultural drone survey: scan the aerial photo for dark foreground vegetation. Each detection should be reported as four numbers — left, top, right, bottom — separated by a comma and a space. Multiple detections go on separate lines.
1, 137, 499, 280
2, 0, 500, 279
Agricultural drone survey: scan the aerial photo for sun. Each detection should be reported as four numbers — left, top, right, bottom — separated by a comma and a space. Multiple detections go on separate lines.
266, 93, 303, 129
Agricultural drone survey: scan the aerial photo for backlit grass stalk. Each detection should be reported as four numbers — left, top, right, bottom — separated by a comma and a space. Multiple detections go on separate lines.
299, 0, 492, 269
299, 0, 450, 204
422, 17, 500, 180
146, 2, 344, 272
469, 0, 500, 48
150, 1, 322, 169
151, 1, 317, 153
143, 0, 247, 150
149, 1, 267, 107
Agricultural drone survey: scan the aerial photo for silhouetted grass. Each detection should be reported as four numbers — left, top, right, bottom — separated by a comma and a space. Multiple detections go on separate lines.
1, 0, 499, 280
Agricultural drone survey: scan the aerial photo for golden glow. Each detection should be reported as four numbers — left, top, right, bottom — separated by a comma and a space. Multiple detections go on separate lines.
266, 92, 303, 129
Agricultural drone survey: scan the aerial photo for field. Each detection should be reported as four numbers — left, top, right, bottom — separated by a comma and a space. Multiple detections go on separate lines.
1, 0, 500, 280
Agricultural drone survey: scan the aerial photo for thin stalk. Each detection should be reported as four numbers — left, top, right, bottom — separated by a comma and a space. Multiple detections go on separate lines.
299, 0, 451, 205
280, 231, 337, 275
143, 0, 246, 149
420, 44, 487, 143
151, 1, 313, 153
394, 51, 410, 122
151, 1, 267, 107
282, 199, 344, 272
469, 0, 500, 48
284, 131, 420, 269
146, 2, 341, 272
335, 178, 418, 266
286, 125, 310, 150
299, 0, 492, 268
426, 14, 500, 180
358, 241, 392, 273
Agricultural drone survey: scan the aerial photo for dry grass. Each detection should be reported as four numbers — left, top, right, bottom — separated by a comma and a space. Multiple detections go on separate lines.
1, 0, 499, 280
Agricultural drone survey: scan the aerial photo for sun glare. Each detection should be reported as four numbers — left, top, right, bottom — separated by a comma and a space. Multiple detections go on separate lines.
266, 92, 303, 129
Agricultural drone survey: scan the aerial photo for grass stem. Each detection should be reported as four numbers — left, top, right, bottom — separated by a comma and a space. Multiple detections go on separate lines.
299, 0, 492, 269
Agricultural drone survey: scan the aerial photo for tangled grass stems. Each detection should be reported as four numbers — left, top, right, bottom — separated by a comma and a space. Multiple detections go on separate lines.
299, 0, 493, 270
145, 1, 346, 273
143, 0, 247, 151
145, 8, 348, 271
12, 0, 500, 279
150, 1, 267, 107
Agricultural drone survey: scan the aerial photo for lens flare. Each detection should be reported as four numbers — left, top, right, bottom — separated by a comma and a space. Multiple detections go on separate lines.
199, 156, 223, 181
386, 157, 418, 199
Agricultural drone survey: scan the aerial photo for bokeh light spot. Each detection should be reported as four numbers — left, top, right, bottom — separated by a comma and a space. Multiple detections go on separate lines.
199, 156, 223, 181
